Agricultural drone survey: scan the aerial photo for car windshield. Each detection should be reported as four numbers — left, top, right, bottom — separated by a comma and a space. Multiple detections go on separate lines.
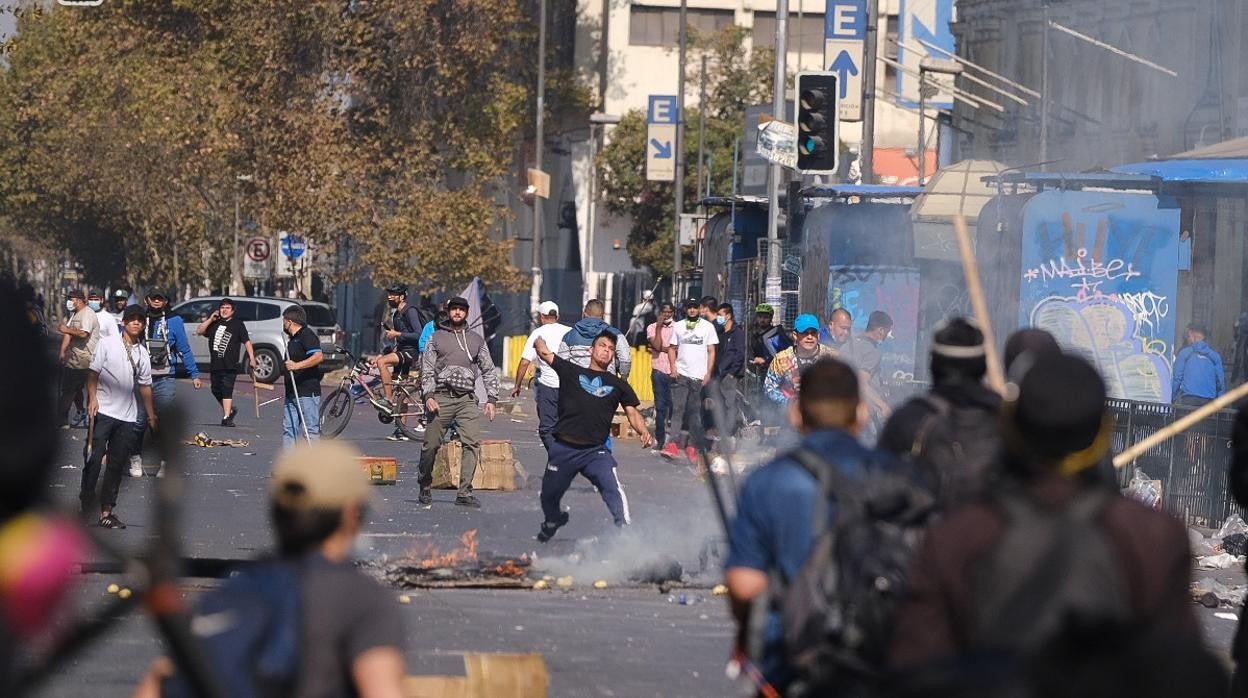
302, 304, 337, 328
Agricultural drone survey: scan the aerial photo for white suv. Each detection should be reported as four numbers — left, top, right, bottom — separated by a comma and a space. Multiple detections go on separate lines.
171, 296, 346, 383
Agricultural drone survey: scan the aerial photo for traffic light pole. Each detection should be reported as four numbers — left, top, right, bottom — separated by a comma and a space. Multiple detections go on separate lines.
860, 0, 880, 184
530, 0, 547, 322
765, 0, 788, 312
673, 0, 687, 302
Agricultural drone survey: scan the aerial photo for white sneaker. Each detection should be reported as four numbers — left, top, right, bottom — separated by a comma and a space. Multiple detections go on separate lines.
155, 461, 166, 478
128, 455, 144, 478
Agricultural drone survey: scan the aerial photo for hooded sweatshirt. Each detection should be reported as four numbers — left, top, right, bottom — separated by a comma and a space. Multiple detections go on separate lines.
556, 317, 631, 379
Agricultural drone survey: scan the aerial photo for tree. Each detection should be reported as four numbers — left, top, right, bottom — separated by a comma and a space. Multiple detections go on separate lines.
597, 26, 776, 278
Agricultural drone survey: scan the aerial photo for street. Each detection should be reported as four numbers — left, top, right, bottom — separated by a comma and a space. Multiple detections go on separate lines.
36, 379, 737, 698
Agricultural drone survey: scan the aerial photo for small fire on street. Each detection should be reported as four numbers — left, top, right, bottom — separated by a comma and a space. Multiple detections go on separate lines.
380, 529, 535, 589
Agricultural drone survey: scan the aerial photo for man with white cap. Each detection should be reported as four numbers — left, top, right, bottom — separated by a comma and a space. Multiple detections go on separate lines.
510, 300, 571, 452
137, 440, 406, 697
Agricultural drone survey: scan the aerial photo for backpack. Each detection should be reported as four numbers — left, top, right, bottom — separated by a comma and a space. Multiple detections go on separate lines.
779, 448, 934, 696
146, 316, 172, 377
971, 487, 1131, 653
908, 394, 1002, 509
162, 559, 302, 698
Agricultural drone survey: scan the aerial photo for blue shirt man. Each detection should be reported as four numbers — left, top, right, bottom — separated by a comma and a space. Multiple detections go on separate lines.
725, 358, 891, 693
1173, 323, 1225, 406
131, 291, 202, 477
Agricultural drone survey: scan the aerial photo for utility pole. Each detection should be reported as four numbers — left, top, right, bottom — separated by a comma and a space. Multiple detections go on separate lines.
673, 0, 687, 302
530, 0, 547, 320
765, 0, 788, 311
697, 54, 708, 201
860, 0, 880, 183
1039, 3, 1049, 168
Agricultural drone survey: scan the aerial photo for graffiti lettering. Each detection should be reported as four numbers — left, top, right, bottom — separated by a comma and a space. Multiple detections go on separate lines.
1023, 249, 1142, 288
1116, 291, 1169, 336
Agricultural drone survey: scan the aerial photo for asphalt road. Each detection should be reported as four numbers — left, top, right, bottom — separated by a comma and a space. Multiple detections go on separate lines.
30, 376, 1247, 696
35, 378, 741, 698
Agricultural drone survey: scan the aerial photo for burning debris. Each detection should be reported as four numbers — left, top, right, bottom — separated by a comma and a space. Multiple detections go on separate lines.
376, 530, 535, 589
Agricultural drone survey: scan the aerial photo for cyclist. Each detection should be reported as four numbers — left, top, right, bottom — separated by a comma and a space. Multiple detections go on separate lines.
372, 283, 425, 441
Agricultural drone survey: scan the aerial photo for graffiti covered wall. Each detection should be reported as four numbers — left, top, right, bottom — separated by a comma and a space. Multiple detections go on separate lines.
1019, 190, 1180, 402
829, 266, 921, 384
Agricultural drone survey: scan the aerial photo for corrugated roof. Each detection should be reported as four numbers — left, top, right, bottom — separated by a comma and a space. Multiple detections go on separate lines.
1166, 136, 1248, 160
911, 159, 1008, 221
1111, 159, 1248, 183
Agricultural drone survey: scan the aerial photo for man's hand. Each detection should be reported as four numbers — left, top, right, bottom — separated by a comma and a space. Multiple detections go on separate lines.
284, 359, 298, 371
703, 373, 712, 384
147, 414, 158, 432
385, 329, 401, 340
484, 402, 496, 421
425, 397, 439, 413
510, 384, 522, 398
87, 397, 99, 418
59, 348, 67, 363
670, 369, 679, 379
638, 430, 654, 449
192, 377, 202, 390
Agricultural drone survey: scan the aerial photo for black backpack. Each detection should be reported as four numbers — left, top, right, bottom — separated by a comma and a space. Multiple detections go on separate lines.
778, 448, 934, 696
162, 559, 302, 698
971, 487, 1131, 652
907, 394, 1002, 509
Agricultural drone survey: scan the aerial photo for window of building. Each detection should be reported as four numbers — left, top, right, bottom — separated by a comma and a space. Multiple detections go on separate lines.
752, 11, 826, 55
629, 6, 736, 47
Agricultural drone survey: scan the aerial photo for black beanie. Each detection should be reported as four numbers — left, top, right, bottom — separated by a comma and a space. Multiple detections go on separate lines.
1004, 327, 1061, 373
1011, 353, 1105, 459
930, 317, 987, 384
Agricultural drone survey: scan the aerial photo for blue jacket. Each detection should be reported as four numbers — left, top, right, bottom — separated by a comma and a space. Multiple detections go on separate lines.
715, 323, 746, 378
418, 321, 436, 353
148, 313, 200, 379
556, 317, 631, 379
1173, 339, 1225, 400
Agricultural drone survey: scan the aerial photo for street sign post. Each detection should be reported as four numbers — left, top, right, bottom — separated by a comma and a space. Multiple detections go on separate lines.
824, 0, 866, 122
275, 231, 308, 279
898, 0, 956, 108
756, 117, 798, 169
243, 236, 271, 280
646, 95, 677, 182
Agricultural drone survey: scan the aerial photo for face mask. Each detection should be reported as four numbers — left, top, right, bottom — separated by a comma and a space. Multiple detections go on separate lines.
387, 299, 399, 309
714, 316, 726, 326
87, 301, 101, 312
65, 300, 75, 312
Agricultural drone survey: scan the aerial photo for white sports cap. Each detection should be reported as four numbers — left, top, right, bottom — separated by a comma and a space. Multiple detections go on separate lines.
538, 301, 559, 316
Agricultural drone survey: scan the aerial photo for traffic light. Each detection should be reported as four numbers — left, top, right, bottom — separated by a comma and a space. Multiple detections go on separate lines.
795, 71, 839, 174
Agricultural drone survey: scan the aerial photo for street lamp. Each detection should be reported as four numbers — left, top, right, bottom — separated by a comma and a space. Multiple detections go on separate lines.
917, 58, 962, 186
233, 174, 254, 296
585, 112, 621, 305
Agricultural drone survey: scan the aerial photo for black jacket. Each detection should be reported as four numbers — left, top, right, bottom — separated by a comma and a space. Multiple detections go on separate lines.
714, 324, 746, 379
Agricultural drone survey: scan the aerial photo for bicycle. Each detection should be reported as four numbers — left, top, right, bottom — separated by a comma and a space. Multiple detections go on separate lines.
320, 348, 426, 439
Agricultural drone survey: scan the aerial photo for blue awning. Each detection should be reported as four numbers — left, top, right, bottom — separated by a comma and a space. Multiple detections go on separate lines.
801, 184, 922, 198
1112, 159, 1248, 183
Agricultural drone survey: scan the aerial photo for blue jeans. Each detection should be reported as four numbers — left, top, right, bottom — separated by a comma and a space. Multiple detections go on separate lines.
651, 369, 673, 447
135, 376, 177, 441
535, 382, 559, 451
283, 394, 321, 448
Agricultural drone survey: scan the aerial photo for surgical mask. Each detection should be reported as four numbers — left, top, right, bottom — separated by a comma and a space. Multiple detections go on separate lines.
65, 300, 75, 311
87, 301, 101, 312
714, 316, 726, 326
387, 299, 399, 309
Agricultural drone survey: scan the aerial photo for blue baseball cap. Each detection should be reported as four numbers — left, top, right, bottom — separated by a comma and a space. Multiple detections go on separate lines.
794, 314, 820, 334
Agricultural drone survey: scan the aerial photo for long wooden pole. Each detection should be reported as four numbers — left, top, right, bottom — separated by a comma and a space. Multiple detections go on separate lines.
952, 215, 1006, 395
1113, 382, 1248, 468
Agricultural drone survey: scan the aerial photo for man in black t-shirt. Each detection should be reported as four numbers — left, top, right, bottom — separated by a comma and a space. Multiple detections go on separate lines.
281, 305, 324, 448
196, 298, 257, 427
531, 330, 653, 542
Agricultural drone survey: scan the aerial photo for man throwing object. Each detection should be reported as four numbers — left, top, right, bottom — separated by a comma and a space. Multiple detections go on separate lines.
531, 331, 653, 542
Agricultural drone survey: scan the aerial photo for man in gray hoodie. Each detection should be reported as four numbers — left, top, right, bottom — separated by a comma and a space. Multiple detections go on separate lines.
417, 296, 500, 509
556, 299, 631, 379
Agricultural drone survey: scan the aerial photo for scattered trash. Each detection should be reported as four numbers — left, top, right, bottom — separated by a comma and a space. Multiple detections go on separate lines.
185, 432, 249, 448
709, 456, 729, 476
1189, 528, 1218, 557
1216, 612, 1240, 621
60, 465, 76, 470
1122, 470, 1162, 510
1216, 514, 1248, 545
593, 580, 608, 589
668, 593, 699, 606
556, 576, 574, 588
1224, 533, 1248, 557
533, 580, 549, 590
118, 588, 132, 599
397, 594, 412, 604
1197, 553, 1244, 569
712, 584, 728, 596
106, 583, 119, 594
1191, 578, 1247, 607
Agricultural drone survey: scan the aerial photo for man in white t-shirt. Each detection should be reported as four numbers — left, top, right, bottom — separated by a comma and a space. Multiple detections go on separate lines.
510, 301, 570, 452
80, 306, 155, 530
89, 290, 118, 339
661, 299, 718, 464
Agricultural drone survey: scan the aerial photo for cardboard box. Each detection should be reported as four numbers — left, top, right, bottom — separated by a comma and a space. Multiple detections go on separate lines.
359, 457, 398, 485
431, 440, 518, 491
405, 653, 548, 698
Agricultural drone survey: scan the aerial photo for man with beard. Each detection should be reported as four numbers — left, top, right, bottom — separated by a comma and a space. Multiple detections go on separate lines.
371, 283, 425, 440
129, 290, 201, 478
197, 298, 258, 427
764, 313, 837, 404
417, 297, 500, 509
557, 299, 631, 378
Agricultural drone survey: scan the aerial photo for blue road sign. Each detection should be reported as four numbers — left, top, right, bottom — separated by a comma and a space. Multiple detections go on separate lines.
649, 138, 673, 159
647, 95, 678, 125
825, 0, 866, 41
281, 234, 306, 260
829, 51, 859, 99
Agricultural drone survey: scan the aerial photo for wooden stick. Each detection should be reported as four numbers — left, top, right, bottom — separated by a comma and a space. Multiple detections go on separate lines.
252, 368, 261, 419
952, 214, 1006, 395
1113, 381, 1248, 468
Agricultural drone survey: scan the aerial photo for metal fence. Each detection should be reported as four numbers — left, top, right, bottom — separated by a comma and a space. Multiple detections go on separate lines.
1108, 398, 1240, 528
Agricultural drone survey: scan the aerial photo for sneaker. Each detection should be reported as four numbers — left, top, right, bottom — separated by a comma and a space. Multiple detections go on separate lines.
417, 488, 433, 505
221, 415, 235, 427
685, 446, 699, 464
412, 421, 426, 433
128, 455, 144, 478
155, 461, 166, 478
229, 406, 238, 421
386, 428, 411, 442
536, 511, 570, 543
660, 442, 681, 461
71, 411, 89, 428
98, 513, 126, 529
454, 494, 481, 509
369, 396, 395, 415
